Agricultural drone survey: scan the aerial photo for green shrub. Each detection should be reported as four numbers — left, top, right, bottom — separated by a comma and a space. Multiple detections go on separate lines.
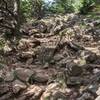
49, 0, 75, 13
49, 3, 65, 13
72, 0, 83, 12
20, 0, 32, 18
46, 0, 96, 14
80, 0, 95, 14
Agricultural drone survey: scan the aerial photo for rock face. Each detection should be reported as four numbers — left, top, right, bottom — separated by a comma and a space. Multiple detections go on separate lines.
95, 87, 100, 100
96, 87, 100, 96
12, 85, 44, 100
18, 38, 40, 50
95, 96, 100, 100
66, 77, 83, 86
14, 68, 35, 82
25, 85, 43, 100
41, 83, 67, 100
77, 92, 95, 100
80, 50, 97, 63
12, 80, 27, 94
0, 13, 100, 100
28, 69, 50, 84
66, 64, 83, 76
0, 85, 9, 96
3, 45, 12, 53
4, 71, 14, 82
29, 72, 49, 84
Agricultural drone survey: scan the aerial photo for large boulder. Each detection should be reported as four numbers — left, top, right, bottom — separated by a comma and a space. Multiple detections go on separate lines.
4, 71, 14, 82
14, 68, 35, 83
12, 80, 27, 94
65, 63, 83, 76
41, 83, 67, 100
14, 85, 44, 100
28, 70, 49, 84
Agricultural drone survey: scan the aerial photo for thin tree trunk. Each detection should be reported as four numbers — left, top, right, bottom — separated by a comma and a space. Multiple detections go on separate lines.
13, 0, 20, 35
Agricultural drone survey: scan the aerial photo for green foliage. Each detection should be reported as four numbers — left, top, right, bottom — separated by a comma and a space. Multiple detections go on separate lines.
48, 0, 75, 13
80, 0, 95, 14
49, 3, 65, 13
58, 0, 75, 13
19, 0, 97, 19
72, 0, 83, 12
32, 0, 45, 19
45, 0, 96, 14
20, 0, 32, 18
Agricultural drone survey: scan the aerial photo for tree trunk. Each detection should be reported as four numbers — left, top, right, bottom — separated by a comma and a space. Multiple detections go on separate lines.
13, 0, 20, 35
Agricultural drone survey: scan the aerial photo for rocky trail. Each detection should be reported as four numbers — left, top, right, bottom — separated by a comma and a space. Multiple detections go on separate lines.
0, 13, 100, 100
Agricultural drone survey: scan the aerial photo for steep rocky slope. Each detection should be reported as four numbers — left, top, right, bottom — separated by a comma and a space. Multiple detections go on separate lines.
0, 13, 100, 100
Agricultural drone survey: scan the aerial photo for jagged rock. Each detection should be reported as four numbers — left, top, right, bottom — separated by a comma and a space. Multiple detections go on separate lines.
46, 83, 60, 90
29, 29, 38, 35
3, 45, 12, 53
83, 35, 93, 42
80, 50, 97, 63
93, 20, 100, 26
25, 85, 44, 100
67, 42, 84, 52
18, 38, 40, 50
38, 46, 56, 64
4, 71, 14, 82
0, 63, 5, 69
53, 54, 64, 61
66, 63, 83, 76
0, 85, 9, 96
53, 22, 64, 34
1, 13, 100, 100
36, 21, 47, 33
46, 23, 53, 33
88, 84, 99, 95
0, 92, 12, 100
41, 83, 67, 100
96, 87, 100, 96
19, 51, 35, 60
26, 58, 33, 65
14, 68, 35, 82
32, 39, 41, 48
12, 80, 27, 94
0, 70, 4, 83
77, 92, 94, 100
57, 58, 68, 67
18, 38, 33, 50
66, 77, 83, 86
93, 69, 100, 74
74, 58, 86, 66
95, 96, 100, 100
14, 96, 26, 100
0, 77, 4, 83
29, 71, 49, 84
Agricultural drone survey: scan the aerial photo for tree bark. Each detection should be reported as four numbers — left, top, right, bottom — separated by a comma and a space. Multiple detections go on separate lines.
13, 0, 20, 35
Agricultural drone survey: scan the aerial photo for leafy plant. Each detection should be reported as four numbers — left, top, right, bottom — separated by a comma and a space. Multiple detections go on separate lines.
32, 0, 45, 19
46, 0, 96, 14
80, 0, 95, 14
20, 0, 32, 18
